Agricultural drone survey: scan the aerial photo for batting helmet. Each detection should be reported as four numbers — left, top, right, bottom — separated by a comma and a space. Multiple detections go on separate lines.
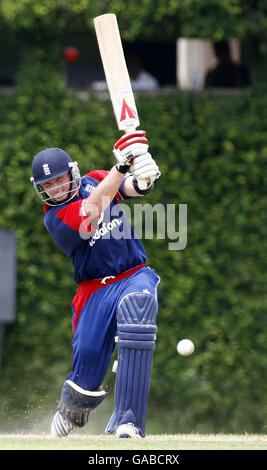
31, 147, 81, 205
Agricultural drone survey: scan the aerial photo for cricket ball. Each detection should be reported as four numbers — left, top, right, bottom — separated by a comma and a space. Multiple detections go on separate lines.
177, 339, 195, 356
62, 46, 80, 63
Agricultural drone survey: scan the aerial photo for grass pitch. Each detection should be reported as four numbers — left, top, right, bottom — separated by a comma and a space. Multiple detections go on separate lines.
0, 433, 266, 450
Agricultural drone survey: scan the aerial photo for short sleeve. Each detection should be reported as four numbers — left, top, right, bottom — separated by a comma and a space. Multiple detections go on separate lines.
44, 200, 92, 257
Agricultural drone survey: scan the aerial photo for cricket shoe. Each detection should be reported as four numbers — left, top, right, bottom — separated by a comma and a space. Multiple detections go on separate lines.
116, 423, 141, 439
51, 411, 74, 437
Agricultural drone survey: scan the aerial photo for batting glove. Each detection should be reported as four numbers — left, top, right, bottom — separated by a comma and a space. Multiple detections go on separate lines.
130, 153, 161, 182
113, 130, 148, 168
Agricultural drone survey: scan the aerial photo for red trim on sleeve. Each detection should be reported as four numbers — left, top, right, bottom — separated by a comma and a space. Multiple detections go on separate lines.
56, 199, 92, 234
86, 170, 109, 182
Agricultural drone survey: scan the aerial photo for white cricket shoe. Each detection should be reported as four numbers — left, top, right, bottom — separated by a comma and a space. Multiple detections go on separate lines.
51, 411, 74, 438
116, 423, 141, 439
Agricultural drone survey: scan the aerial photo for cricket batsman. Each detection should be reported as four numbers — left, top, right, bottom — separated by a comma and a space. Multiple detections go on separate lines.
30, 131, 161, 438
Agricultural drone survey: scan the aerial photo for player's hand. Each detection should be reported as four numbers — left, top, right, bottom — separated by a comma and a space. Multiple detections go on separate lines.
113, 130, 148, 166
130, 153, 161, 183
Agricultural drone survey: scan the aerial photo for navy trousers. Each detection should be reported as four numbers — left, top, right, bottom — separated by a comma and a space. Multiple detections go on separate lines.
68, 265, 160, 391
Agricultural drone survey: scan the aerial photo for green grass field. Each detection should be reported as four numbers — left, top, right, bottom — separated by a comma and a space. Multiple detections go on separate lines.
0, 433, 266, 450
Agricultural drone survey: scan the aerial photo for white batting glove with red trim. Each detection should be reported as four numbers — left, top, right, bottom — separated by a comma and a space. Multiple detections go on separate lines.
130, 153, 161, 182
113, 130, 149, 166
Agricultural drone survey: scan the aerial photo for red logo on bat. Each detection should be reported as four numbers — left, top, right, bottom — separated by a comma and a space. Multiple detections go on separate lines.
120, 99, 136, 121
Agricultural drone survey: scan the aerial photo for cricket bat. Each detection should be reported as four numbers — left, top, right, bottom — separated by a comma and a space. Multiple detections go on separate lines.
93, 13, 148, 189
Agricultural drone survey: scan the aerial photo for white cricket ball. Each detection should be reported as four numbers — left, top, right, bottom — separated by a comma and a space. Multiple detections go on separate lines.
177, 339, 195, 356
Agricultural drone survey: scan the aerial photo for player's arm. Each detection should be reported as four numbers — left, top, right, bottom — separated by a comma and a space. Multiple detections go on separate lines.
83, 165, 124, 221
83, 132, 148, 220
83, 130, 161, 221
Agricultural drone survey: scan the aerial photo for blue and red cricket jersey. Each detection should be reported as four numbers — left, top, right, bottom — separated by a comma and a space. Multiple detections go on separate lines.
43, 170, 147, 283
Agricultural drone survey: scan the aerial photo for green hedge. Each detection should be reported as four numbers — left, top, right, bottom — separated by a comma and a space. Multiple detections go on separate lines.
0, 51, 266, 433
2, 0, 267, 45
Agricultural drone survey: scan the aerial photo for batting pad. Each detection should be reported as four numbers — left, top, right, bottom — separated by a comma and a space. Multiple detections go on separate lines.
105, 292, 158, 437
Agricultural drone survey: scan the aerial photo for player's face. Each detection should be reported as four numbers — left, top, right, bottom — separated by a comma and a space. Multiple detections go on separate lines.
42, 173, 71, 202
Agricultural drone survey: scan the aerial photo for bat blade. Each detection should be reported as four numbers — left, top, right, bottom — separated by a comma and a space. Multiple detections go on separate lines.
93, 13, 140, 132
94, 13, 149, 190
